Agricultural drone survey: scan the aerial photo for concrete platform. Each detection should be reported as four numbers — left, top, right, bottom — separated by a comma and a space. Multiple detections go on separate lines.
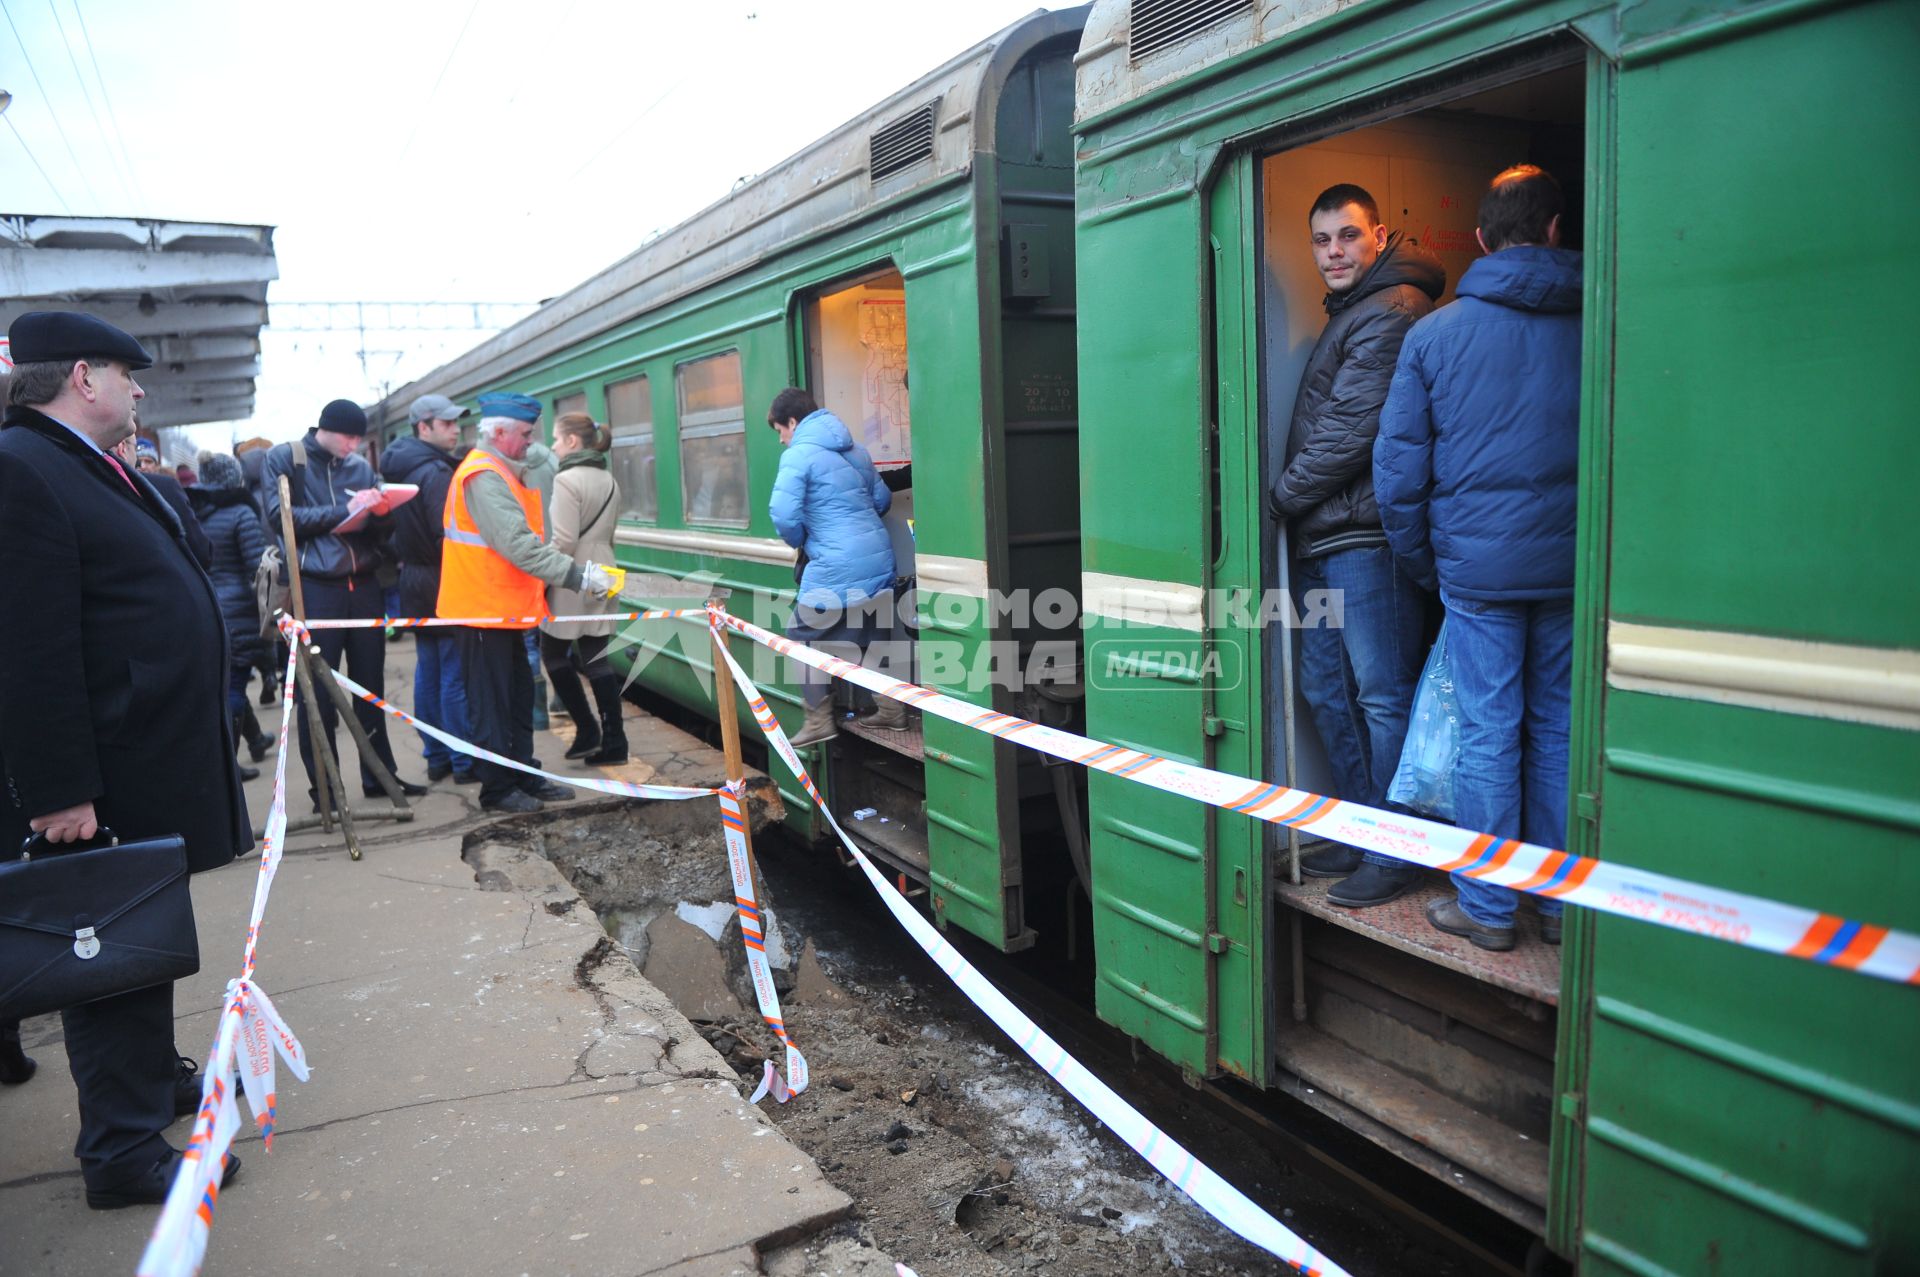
0, 638, 881, 1276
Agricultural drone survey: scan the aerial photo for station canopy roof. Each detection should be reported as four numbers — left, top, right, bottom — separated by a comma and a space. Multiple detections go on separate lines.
1, 214, 277, 429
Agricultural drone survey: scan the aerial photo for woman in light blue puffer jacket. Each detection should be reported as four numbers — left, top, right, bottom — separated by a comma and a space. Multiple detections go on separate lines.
766, 389, 897, 744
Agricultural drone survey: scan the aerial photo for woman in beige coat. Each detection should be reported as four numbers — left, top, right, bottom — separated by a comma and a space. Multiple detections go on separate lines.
541, 413, 627, 764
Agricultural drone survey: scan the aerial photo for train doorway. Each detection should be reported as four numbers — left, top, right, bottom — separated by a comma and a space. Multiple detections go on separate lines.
1251, 55, 1588, 1234
801, 266, 918, 685
795, 267, 928, 878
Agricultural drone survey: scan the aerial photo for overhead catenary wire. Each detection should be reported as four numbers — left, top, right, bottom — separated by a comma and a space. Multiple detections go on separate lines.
442, 79, 679, 296
390, 0, 485, 171
0, 0, 105, 209
44, 0, 134, 209
3, 111, 71, 212
70, 0, 150, 211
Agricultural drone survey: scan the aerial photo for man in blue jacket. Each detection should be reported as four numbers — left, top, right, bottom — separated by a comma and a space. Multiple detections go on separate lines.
766, 388, 896, 746
381, 394, 477, 785
1375, 165, 1582, 952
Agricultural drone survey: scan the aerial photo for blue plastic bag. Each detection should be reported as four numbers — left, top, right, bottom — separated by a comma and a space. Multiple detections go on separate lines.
1388, 622, 1458, 822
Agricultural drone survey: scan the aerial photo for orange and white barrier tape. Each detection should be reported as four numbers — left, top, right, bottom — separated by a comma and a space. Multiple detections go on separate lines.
327, 665, 722, 805
141, 644, 310, 1276
713, 609, 1920, 985
706, 608, 1345, 1274
328, 654, 810, 1102
718, 780, 808, 1102
298, 607, 705, 629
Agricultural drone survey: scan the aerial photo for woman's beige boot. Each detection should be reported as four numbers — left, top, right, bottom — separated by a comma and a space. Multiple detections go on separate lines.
789, 700, 840, 747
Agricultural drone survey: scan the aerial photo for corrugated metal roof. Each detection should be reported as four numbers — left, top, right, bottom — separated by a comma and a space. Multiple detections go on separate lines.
0, 215, 277, 429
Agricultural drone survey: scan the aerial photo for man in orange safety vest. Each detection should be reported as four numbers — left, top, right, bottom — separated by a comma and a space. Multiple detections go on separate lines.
440, 392, 623, 812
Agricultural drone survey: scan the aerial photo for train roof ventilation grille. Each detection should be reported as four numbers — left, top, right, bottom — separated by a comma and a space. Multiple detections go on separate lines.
1129, 0, 1253, 62
869, 100, 939, 183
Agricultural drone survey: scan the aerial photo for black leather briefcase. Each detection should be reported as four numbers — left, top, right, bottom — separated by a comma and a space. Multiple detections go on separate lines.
0, 828, 200, 1022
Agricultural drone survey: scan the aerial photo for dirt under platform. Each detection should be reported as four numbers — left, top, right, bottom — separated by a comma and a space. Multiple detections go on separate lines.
505, 798, 1466, 1277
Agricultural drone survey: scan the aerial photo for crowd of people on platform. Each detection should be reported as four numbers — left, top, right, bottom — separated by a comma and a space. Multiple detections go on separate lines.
0, 318, 628, 1208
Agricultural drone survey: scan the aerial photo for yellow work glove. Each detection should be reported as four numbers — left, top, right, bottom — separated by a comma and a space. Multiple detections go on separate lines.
580, 561, 626, 600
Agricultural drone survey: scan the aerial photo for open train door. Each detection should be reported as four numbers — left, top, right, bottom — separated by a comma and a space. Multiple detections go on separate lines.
1076, 146, 1270, 1085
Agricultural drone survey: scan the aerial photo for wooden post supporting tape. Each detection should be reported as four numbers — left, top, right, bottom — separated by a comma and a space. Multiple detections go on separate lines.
708, 595, 765, 904
276, 473, 359, 857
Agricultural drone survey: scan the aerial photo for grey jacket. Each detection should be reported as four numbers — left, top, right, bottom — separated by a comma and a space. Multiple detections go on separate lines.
461, 440, 585, 593
1272, 233, 1445, 559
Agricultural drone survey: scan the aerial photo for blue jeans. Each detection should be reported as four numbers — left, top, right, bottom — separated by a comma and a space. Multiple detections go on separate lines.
786, 599, 886, 710
228, 661, 252, 719
526, 631, 548, 730
414, 630, 474, 775
1443, 592, 1574, 927
1294, 546, 1429, 867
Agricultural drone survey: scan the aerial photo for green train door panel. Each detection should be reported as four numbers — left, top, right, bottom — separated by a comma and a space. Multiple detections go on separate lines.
1576, 6, 1920, 1273
905, 245, 1032, 950
1080, 155, 1264, 1081
1204, 150, 1268, 1084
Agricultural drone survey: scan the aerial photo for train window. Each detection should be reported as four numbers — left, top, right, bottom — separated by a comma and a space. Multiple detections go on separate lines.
674, 351, 749, 527
802, 267, 911, 469
554, 391, 587, 422
606, 374, 656, 521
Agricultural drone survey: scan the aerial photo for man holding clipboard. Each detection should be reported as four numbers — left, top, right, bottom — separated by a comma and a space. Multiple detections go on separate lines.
263, 399, 426, 809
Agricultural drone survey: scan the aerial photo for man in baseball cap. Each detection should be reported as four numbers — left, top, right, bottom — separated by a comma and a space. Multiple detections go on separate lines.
382, 393, 478, 784
408, 392, 469, 427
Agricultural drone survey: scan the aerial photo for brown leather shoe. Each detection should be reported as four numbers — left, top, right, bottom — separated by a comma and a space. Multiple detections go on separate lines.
1426, 895, 1516, 951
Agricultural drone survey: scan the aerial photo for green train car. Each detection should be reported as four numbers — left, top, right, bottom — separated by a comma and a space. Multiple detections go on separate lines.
374, 1, 1919, 1270
1071, 0, 1917, 1272
372, 8, 1094, 953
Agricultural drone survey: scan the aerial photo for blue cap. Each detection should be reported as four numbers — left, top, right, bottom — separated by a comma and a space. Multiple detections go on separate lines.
476, 392, 542, 423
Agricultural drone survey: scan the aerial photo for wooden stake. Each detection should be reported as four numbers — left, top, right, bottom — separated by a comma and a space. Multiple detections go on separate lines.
709, 605, 766, 902
316, 653, 410, 809
277, 473, 362, 858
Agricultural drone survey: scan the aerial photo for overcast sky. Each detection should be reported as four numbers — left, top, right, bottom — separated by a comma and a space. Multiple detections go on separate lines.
2, 0, 1054, 451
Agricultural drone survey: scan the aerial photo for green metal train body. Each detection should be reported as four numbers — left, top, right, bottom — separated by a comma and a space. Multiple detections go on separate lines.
375, 2, 1919, 1270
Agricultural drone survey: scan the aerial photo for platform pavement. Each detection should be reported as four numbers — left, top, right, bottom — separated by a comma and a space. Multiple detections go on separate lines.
0, 638, 888, 1276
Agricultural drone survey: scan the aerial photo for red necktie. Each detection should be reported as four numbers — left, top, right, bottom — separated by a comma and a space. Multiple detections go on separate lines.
102, 450, 140, 493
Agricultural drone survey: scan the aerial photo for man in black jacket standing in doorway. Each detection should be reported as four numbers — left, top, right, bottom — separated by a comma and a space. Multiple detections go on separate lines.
0, 311, 251, 1207
1270, 184, 1443, 908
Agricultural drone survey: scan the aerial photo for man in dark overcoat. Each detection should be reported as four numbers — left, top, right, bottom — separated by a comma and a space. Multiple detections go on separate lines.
0, 311, 251, 1208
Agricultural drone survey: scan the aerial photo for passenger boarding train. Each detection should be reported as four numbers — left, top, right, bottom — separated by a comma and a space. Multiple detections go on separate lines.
373, 3, 1920, 1272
